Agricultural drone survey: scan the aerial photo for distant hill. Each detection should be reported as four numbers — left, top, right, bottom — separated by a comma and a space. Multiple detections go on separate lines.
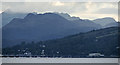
105, 22, 118, 27
3, 27, 119, 58
57, 13, 118, 28
0, 10, 28, 27
93, 17, 118, 28
2, 13, 101, 47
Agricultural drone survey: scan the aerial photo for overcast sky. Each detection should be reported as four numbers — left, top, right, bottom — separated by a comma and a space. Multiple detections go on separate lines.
0, 2, 118, 21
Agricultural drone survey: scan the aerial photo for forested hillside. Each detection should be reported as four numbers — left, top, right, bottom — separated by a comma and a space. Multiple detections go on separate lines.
3, 27, 119, 58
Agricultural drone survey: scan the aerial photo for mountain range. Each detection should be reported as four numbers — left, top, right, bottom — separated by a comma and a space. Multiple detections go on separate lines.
0, 11, 118, 27
2, 13, 102, 47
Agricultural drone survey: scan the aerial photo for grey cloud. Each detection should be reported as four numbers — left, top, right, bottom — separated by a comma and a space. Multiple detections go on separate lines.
1, 2, 118, 21
2, 2, 87, 14
94, 8, 118, 14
